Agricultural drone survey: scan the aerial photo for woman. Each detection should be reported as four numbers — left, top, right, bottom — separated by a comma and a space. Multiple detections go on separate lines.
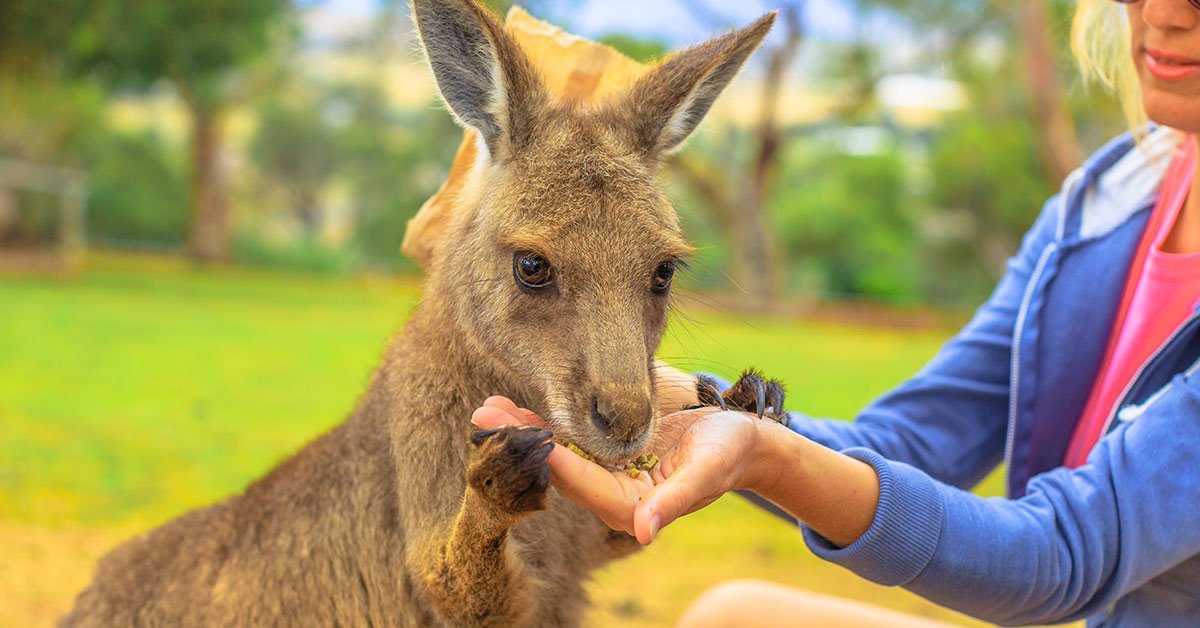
473, 0, 1200, 625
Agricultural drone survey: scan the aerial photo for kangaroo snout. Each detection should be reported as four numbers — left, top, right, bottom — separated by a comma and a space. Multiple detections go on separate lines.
590, 389, 653, 446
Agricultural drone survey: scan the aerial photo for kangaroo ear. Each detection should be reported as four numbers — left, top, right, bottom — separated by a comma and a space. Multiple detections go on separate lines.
411, 0, 545, 160
622, 12, 776, 157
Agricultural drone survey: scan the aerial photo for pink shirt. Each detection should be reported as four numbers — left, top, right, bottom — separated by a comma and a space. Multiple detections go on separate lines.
1065, 136, 1199, 468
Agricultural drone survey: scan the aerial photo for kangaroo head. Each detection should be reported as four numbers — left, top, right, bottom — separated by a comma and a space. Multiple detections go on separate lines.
412, 0, 773, 463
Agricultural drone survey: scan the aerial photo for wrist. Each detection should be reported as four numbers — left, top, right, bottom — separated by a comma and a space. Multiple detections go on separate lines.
740, 419, 797, 496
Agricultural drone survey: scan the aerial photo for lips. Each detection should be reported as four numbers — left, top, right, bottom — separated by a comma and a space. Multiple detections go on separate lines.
1143, 47, 1200, 81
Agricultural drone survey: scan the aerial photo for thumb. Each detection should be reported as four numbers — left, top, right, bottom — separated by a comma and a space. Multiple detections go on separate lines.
633, 456, 719, 545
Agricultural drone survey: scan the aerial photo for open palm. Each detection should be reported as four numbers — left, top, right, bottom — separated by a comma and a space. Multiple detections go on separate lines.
472, 396, 761, 542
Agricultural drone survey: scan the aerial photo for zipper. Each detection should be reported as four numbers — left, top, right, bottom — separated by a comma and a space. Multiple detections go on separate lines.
1098, 310, 1200, 437
1115, 356, 1200, 423
1118, 384, 1170, 424
1004, 243, 1058, 492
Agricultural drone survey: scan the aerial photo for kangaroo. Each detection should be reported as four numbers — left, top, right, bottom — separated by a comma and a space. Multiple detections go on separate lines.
62, 1, 782, 626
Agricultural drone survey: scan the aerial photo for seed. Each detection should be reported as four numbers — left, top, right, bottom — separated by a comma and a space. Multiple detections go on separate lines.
624, 462, 640, 479
624, 454, 659, 478
635, 454, 659, 471
566, 442, 596, 463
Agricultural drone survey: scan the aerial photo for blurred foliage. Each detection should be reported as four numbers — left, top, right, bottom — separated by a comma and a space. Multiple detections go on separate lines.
232, 231, 359, 274
0, 0, 1127, 304
0, 76, 105, 163
598, 34, 669, 63
17, 0, 292, 109
85, 130, 191, 246
249, 97, 340, 235
924, 115, 1053, 303
326, 84, 462, 270
2, 0, 298, 260
774, 144, 922, 302
0, 76, 190, 247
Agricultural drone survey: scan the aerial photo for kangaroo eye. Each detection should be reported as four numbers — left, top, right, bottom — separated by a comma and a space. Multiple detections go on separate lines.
513, 252, 553, 289
651, 260, 676, 294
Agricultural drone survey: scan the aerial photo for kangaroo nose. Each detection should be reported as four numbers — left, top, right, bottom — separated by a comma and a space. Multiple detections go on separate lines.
591, 393, 653, 444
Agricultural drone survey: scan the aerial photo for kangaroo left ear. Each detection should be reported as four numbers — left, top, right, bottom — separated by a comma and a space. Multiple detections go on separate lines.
620, 12, 776, 157
411, 0, 546, 161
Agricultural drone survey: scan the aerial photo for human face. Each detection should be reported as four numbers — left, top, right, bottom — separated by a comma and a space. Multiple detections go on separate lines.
1124, 0, 1200, 132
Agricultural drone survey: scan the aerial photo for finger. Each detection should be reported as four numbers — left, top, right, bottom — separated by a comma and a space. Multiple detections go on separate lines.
634, 455, 722, 545
649, 461, 668, 484
518, 408, 547, 426
546, 445, 640, 533
483, 395, 520, 412
482, 396, 550, 427
471, 405, 531, 429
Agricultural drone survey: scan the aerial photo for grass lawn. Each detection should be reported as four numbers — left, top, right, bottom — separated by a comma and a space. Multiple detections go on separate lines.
0, 253, 1003, 626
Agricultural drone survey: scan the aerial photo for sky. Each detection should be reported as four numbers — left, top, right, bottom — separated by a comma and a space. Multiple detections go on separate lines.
308, 0, 894, 47
542, 0, 861, 45
299, 0, 933, 87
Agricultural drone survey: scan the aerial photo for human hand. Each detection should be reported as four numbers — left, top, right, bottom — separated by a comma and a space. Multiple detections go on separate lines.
635, 408, 766, 544
470, 396, 655, 536
472, 397, 770, 544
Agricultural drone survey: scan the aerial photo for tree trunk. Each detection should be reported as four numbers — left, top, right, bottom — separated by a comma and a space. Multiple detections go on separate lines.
185, 97, 230, 261
667, 2, 802, 310
1017, 0, 1085, 185
735, 7, 802, 307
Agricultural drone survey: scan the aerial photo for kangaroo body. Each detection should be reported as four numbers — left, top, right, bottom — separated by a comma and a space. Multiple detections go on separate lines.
63, 2, 774, 625
63, 307, 628, 626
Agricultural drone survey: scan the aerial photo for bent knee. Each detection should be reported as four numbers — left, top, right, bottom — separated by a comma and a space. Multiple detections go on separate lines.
678, 580, 955, 628
678, 579, 779, 628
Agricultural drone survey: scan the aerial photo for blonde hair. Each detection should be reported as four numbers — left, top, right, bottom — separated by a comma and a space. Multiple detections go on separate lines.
1071, 0, 1147, 132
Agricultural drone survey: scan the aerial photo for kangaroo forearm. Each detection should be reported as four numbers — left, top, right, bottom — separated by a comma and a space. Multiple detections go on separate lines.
421, 491, 534, 627
653, 359, 700, 415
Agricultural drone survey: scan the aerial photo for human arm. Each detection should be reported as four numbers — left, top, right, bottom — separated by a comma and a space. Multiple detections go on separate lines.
633, 411, 882, 547
797, 370, 1200, 624
635, 362, 1200, 625
474, 363, 1200, 625
469, 393, 882, 548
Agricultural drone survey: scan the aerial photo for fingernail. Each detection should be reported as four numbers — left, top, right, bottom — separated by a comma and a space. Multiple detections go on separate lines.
648, 515, 662, 541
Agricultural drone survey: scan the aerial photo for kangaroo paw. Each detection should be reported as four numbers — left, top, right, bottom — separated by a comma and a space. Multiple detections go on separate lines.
695, 374, 729, 411
468, 426, 554, 517
719, 369, 787, 424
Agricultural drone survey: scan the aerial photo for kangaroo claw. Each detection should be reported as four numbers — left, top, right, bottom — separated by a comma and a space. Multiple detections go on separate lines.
719, 369, 788, 424
766, 385, 786, 423
695, 374, 729, 411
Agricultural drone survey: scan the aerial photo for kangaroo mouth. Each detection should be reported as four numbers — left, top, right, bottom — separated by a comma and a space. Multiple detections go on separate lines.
563, 441, 659, 478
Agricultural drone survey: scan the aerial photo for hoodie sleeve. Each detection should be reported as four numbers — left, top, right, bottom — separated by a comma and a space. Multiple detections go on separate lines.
801, 369, 1200, 625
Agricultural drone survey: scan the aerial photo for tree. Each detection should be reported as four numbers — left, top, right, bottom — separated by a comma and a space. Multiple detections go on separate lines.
860, 0, 1086, 185
669, 0, 805, 309
1016, 0, 1085, 185
250, 99, 339, 236
15, 0, 293, 260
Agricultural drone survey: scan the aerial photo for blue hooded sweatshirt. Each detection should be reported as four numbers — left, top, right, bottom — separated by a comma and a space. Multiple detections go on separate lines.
739, 127, 1200, 626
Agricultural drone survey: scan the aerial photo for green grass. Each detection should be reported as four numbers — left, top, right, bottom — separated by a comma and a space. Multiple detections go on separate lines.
0, 253, 1004, 626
